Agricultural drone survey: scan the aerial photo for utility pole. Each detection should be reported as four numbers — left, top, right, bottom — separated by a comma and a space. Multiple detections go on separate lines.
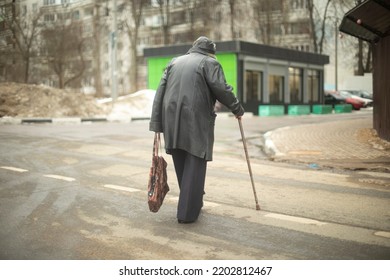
335, 18, 338, 91
93, 0, 103, 97
111, 0, 118, 101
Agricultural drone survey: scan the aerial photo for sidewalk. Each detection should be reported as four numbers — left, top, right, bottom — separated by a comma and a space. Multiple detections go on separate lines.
264, 117, 390, 172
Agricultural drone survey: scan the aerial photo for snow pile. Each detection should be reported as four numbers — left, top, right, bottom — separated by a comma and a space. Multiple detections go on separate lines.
0, 82, 106, 118
99, 89, 155, 122
0, 82, 156, 121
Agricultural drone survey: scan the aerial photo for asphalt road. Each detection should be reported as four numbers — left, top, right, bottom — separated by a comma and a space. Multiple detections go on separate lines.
0, 111, 389, 260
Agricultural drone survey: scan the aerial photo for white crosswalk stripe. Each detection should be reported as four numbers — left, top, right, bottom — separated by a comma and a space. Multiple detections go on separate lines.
43, 174, 76, 182
1, 166, 28, 172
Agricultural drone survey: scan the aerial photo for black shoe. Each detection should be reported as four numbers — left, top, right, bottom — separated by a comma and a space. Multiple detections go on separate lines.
178, 219, 195, 224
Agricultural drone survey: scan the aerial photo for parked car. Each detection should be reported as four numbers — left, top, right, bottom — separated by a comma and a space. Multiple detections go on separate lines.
342, 89, 373, 100
356, 90, 373, 100
324, 91, 346, 106
339, 90, 373, 107
324, 91, 364, 110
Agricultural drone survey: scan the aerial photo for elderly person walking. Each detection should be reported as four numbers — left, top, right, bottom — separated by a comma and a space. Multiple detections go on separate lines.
149, 36, 244, 224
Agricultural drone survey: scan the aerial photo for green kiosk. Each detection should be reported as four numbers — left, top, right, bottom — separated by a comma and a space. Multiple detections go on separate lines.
144, 40, 330, 116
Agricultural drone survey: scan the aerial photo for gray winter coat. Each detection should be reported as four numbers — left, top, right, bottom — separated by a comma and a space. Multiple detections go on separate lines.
149, 39, 244, 161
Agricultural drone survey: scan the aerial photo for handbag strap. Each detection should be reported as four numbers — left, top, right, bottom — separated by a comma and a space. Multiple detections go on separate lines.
153, 133, 160, 157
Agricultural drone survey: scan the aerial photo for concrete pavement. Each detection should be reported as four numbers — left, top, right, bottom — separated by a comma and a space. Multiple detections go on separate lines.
2, 110, 389, 172
263, 115, 390, 172
1, 113, 390, 260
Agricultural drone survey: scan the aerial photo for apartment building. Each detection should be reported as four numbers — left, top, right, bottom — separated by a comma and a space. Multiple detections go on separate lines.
0, 0, 315, 97
0, 0, 17, 81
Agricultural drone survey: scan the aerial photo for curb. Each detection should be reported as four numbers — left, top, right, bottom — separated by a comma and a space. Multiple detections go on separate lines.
0, 112, 244, 125
0, 116, 154, 125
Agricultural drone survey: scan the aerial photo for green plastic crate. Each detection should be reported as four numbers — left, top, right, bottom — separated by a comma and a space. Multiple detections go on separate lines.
288, 105, 311, 115
258, 105, 285, 116
312, 104, 333, 114
334, 104, 352, 113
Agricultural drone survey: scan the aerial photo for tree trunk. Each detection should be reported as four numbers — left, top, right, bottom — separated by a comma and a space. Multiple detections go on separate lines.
129, 43, 138, 93
364, 42, 372, 73
356, 38, 364, 75
307, 0, 318, 53
229, 0, 235, 39
24, 56, 29, 83
93, 1, 103, 97
159, 0, 170, 45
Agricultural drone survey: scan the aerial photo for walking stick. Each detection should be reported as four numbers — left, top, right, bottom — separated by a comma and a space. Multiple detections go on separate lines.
238, 117, 261, 211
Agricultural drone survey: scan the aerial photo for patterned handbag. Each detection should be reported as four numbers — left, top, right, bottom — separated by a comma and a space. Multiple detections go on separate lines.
147, 133, 169, 212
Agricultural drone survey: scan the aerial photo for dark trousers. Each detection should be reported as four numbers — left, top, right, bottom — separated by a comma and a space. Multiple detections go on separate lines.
171, 149, 207, 222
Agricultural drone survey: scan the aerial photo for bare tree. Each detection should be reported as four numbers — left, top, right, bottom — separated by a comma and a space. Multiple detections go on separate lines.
124, 0, 146, 93
42, 22, 86, 89
364, 43, 372, 73
228, 0, 236, 39
251, 0, 287, 45
354, 0, 371, 75
355, 34, 372, 75
307, 0, 332, 54
333, 0, 372, 74
92, 0, 104, 97
156, 0, 171, 45
180, 0, 206, 41
0, 1, 42, 83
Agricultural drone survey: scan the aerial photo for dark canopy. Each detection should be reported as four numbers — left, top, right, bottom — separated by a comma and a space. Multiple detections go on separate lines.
339, 0, 390, 43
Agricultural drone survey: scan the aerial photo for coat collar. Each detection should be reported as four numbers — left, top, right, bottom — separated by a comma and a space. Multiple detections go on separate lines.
187, 46, 216, 59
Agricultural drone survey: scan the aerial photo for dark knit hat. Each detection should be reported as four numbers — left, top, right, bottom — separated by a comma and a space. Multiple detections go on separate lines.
192, 36, 216, 54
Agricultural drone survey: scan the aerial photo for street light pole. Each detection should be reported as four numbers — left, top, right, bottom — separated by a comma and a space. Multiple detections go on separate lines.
111, 0, 118, 101
335, 18, 338, 91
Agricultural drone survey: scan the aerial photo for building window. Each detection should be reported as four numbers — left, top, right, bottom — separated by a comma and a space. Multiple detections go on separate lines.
44, 14, 55, 22
84, 7, 94, 17
308, 69, 320, 103
289, 67, 302, 103
258, 0, 283, 12
245, 70, 263, 103
290, 22, 304, 34
171, 11, 186, 25
290, 0, 307, 9
57, 12, 71, 20
73, 10, 80, 20
43, 0, 55, 6
269, 75, 284, 103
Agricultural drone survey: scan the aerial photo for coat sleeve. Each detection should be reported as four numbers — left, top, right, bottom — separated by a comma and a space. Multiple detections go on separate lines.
204, 58, 244, 117
149, 63, 170, 132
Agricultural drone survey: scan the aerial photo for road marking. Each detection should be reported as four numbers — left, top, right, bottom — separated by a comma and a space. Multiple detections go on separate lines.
1, 166, 28, 173
265, 213, 327, 226
374, 231, 390, 239
43, 174, 76, 182
103, 184, 140, 193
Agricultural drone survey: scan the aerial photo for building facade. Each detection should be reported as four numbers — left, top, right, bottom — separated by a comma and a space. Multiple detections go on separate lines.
0, 0, 320, 98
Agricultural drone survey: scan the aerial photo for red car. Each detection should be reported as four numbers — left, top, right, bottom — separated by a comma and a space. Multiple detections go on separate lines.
325, 91, 364, 110
343, 96, 364, 110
